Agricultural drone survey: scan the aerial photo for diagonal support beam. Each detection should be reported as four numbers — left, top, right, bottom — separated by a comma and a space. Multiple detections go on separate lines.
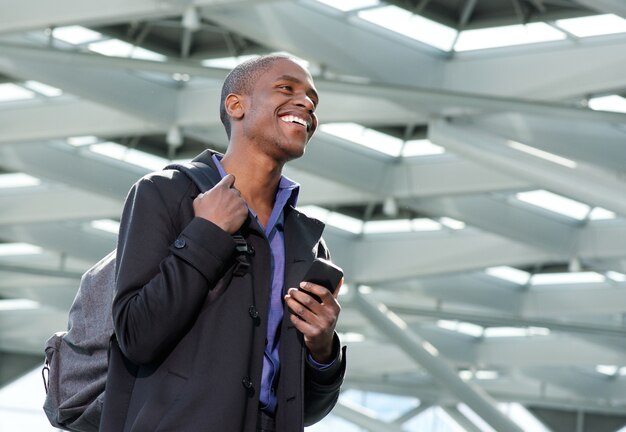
443, 406, 484, 432
351, 289, 525, 432
332, 401, 405, 432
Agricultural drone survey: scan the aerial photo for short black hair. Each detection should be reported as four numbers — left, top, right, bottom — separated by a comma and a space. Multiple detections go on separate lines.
219, 54, 296, 139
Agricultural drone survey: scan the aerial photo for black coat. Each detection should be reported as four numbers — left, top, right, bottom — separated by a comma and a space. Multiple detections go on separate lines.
100, 151, 345, 432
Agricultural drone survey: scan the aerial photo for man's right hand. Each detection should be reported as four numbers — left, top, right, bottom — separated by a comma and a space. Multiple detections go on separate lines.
193, 174, 248, 234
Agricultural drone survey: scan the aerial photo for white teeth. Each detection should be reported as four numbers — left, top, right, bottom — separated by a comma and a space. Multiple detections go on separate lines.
281, 115, 307, 128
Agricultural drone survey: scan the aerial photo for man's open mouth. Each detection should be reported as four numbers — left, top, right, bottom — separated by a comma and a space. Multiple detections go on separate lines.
280, 115, 309, 131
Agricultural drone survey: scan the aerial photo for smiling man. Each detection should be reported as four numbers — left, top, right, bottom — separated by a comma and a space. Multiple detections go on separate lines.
100, 55, 346, 432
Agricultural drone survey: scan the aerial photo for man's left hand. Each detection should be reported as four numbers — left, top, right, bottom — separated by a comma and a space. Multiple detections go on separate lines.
284, 281, 342, 363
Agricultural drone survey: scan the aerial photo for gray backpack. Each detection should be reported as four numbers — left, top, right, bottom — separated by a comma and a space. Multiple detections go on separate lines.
42, 161, 225, 431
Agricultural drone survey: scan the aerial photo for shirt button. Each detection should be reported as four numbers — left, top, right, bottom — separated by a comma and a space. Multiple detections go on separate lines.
174, 238, 186, 249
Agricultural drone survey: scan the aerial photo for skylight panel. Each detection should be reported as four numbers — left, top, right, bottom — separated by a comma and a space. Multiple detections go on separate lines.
485, 266, 531, 285
530, 271, 605, 285
202, 55, 260, 69
297, 205, 330, 221
337, 332, 366, 342
483, 327, 550, 337
555, 14, 626, 38
454, 22, 566, 52
401, 139, 446, 157
0, 243, 43, 256
88, 39, 166, 62
0, 173, 41, 189
297, 205, 364, 234
596, 365, 618, 376
327, 212, 364, 234
588, 95, 626, 113
515, 190, 590, 220
358, 5, 458, 51
0, 83, 35, 103
90, 219, 120, 235
411, 218, 442, 231
89, 142, 168, 171
459, 370, 499, 381
507, 140, 577, 169
606, 271, 626, 282
23, 81, 62, 97
589, 207, 616, 220
53, 25, 103, 45
437, 320, 484, 337
363, 219, 412, 234
439, 217, 466, 230
67, 136, 99, 146
315, 0, 380, 12
320, 123, 403, 156
0, 299, 40, 311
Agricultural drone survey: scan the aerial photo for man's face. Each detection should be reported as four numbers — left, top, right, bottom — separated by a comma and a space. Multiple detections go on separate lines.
241, 58, 319, 161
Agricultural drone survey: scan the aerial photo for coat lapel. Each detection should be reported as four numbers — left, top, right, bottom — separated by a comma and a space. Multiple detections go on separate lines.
283, 207, 325, 294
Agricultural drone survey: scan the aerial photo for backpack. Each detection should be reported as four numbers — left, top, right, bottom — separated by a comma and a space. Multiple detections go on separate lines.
41, 160, 233, 431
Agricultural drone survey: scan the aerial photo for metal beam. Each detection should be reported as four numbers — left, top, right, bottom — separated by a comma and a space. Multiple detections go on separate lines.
345, 228, 554, 282
472, 113, 626, 174
0, 183, 121, 225
445, 36, 626, 100
345, 376, 626, 416
0, 0, 271, 34
571, 0, 626, 19
429, 120, 626, 216
351, 289, 525, 432
0, 141, 146, 200
0, 48, 177, 126
386, 303, 626, 338
0, 98, 162, 144
411, 195, 578, 255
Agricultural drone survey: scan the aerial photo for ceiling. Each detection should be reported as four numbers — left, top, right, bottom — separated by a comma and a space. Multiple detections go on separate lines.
1, 0, 626, 430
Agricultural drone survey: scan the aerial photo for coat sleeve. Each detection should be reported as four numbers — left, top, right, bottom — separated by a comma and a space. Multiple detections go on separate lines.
112, 174, 236, 365
303, 336, 347, 426
303, 237, 347, 426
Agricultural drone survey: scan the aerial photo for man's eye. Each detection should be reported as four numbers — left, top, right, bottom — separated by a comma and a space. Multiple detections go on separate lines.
279, 85, 292, 91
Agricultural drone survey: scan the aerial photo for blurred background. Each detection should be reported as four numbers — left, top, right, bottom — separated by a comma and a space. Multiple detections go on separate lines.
0, 0, 626, 430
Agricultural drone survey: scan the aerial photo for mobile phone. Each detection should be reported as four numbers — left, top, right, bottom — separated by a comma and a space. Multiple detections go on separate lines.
300, 258, 344, 302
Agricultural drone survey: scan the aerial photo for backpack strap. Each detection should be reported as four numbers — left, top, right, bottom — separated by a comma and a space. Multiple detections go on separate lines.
164, 161, 222, 193
164, 160, 252, 278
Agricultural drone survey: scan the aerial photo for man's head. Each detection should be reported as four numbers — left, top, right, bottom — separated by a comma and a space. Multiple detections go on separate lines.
219, 54, 317, 140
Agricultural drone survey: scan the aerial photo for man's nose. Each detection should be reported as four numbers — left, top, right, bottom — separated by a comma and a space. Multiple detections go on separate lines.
296, 93, 315, 111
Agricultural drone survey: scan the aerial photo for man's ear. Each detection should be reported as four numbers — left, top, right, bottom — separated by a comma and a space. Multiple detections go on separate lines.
224, 93, 244, 120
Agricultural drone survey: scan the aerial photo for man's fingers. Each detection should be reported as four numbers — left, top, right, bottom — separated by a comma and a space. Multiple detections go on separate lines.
219, 173, 236, 188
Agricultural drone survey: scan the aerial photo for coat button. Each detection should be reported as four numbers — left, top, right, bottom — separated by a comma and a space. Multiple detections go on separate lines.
242, 376, 253, 389
174, 238, 186, 249
248, 306, 259, 319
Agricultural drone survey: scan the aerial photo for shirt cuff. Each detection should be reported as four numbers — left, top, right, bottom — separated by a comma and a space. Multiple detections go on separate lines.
307, 354, 335, 370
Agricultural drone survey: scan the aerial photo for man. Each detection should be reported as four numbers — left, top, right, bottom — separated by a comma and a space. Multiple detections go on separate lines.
100, 55, 346, 432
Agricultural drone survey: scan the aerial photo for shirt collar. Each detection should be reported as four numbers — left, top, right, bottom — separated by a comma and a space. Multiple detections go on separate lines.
211, 153, 300, 209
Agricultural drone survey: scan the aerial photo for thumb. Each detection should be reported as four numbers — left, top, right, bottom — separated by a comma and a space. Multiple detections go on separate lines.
219, 173, 236, 188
